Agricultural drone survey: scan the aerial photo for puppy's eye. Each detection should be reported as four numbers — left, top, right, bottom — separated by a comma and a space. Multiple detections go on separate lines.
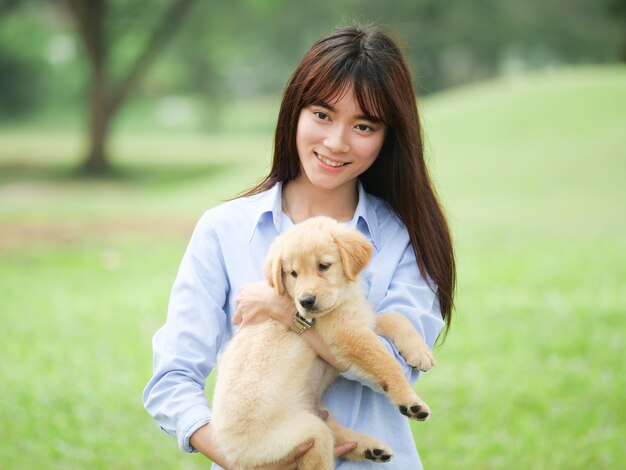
290, 271, 298, 278
318, 263, 331, 272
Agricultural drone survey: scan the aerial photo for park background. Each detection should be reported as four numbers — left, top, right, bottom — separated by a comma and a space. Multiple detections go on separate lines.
1, 1, 625, 468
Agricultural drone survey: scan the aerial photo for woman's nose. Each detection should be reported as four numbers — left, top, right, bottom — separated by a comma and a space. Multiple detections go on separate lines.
323, 127, 350, 153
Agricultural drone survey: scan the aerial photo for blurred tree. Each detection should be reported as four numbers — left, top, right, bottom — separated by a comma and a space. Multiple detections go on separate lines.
608, 0, 626, 60
0, 0, 20, 14
1, 0, 623, 139
0, 45, 44, 118
166, 0, 624, 116
0, 6, 47, 119
65, 0, 197, 173
167, 0, 348, 132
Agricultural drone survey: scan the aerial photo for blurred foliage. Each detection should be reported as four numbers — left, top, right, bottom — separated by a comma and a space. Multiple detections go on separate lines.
0, 5, 47, 118
608, 0, 626, 60
0, 0, 623, 128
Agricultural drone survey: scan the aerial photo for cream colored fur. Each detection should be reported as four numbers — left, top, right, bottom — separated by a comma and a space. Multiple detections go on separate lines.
211, 216, 435, 469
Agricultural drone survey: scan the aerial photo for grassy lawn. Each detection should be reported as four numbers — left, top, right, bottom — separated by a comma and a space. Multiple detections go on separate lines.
1, 65, 625, 469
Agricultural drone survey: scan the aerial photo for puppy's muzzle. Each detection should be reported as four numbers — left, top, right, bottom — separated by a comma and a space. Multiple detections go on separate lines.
298, 294, 317, 311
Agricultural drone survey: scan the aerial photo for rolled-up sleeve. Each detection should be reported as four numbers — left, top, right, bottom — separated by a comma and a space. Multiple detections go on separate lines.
143, 211, 229, 452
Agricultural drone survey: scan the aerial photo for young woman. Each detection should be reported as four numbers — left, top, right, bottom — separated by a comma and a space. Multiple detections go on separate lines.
144, 25, 455, 469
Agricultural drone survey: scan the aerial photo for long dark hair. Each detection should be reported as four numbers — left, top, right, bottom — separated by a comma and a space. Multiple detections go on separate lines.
242, 25, 456, 333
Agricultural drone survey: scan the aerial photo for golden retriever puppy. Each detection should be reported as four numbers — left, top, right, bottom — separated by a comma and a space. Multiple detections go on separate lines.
211, 216, 435, 469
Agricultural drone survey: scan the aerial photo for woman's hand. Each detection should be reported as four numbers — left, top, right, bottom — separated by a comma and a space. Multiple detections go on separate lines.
190, 424, 357, 470
234, 283, 348, 371
233, 281, 294, 327
252, 440, 358, 469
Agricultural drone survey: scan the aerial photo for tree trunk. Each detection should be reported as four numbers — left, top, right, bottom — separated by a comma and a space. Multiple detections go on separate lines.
83, 65, 113, 174
67, 0, 196, 175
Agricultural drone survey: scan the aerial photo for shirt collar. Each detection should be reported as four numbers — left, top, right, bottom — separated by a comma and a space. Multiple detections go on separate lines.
247, 182, 283, 241
248, 180, 380, 250
350, 180, 380, 251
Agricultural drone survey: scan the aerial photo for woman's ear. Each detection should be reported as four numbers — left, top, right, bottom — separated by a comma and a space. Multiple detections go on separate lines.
332, 227, 373, 281
263, 244, 285, 295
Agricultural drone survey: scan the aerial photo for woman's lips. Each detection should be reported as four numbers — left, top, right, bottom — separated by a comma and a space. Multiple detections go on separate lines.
315, 152, 349, 168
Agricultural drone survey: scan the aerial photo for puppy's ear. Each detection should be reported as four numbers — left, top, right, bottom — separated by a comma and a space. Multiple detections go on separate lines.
333, 228, 373, 281
263, 243, 285, 295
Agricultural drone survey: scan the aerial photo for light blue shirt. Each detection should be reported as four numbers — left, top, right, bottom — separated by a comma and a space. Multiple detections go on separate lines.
143, 181, 444, 469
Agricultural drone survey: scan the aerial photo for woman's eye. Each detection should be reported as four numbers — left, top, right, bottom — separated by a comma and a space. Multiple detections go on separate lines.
356, 123, 374, 132
290, 271, 298, 278
318, 263, 330, 271
314, 111, 329, 121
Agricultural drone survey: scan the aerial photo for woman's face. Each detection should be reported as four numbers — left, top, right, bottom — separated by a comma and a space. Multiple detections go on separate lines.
295, 87, 386, 192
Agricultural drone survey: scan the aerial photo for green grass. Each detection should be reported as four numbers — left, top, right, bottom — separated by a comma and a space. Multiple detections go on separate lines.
1, 65, 625, 469
0, 241, 182, 468
412, 65, 626, 469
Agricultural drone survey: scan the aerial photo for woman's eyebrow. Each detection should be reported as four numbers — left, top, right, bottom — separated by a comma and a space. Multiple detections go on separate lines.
359, 113, 383, 124
311, 100, 382, 123
311, 99, 334, 111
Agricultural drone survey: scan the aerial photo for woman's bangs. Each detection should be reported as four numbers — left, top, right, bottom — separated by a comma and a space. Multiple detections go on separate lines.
354, 58, 393, 125
302, 65, 352, 110
355, 80, 389, 126
301, 59, 390, 126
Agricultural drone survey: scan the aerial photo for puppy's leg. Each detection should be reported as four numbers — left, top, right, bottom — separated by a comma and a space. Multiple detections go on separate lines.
291, 414, 334, 470
236, 411, 333, 470
338, 328, 431, 420
376, 313, 435, 371
326, 416, 394, 463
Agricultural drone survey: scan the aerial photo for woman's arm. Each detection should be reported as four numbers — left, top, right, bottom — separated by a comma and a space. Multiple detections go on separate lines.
301, 327, 348, 372
191, 423, 356, 469
191, 422, 314, 469
143, 213, 229, 452
189, 424, 232, 468
233, 282, 348, 371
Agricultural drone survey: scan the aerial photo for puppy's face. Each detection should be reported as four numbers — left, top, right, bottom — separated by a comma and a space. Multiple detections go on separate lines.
264, 217, 372, 317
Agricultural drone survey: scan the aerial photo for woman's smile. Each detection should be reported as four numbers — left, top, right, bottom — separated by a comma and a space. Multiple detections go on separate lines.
315, 152, 350, 169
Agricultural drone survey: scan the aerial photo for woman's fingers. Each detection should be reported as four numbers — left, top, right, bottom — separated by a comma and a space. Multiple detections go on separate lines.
334, 441, 358, 457
251, 439, 356, 469
291, 439, 315, 459
265, 440, 313, 469
233, 281, 289, 327
232, 305, 243, 325
233, 282, 265, 326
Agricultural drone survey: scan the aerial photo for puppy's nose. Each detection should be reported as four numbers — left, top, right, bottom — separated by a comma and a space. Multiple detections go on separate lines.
299, 294, 316, 311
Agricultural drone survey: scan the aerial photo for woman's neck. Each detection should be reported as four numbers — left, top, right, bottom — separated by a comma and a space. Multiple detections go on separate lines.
282, 177, 358, 224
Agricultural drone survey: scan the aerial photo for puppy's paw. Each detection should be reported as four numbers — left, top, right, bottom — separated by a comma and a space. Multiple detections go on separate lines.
399, 401, 430, 421
399, 344, 435, 372
364, 448, 393, 463
345, 436, 393, 463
